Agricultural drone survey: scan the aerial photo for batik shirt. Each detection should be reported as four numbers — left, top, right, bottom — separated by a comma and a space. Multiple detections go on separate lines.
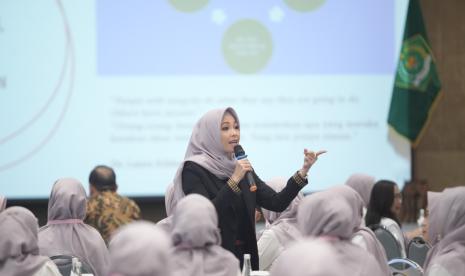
85, 191, 140, 243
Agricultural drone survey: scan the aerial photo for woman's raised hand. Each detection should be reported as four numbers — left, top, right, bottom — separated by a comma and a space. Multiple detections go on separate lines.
300, 148, 326, 177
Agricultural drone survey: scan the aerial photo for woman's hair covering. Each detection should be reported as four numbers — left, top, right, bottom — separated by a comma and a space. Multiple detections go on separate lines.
424, 187, 465, 276
345, 173, 376, 208
108, 221, 173, 276
171, 194, 239, 276
170, 107, 239, 209
0, 207, 50, 276
38, 178, 109, 276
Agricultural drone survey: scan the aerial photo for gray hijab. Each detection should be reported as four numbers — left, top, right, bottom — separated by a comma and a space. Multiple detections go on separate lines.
38, 178, 109, 276
108, 221, 173, 276
426, 191, 441, 246
171, 194, 239, 276
345, 173, 376, 208
171, 107, 239, 208
261, 177, 303, 245
297, 189, 358, 239
297, 189, 384, 275
334, 185, 390, 276
156, 183, 175, 233
270, 237, 383, 276
0, 206, 50, 276
424, 187, 465, 275
0, 195, 6, 212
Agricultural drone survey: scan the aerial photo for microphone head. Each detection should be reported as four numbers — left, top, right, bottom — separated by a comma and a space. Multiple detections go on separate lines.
234, 145, 246, 159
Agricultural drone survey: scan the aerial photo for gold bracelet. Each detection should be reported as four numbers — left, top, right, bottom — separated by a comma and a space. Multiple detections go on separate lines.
293, 171, 307, 187
227, 178, 241, 194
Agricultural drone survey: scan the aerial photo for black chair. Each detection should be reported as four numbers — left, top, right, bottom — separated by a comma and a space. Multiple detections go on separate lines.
388, 258, 423, 276
369, 224, 403, 261
50, 255, 93, 276
407, 236, 431, 268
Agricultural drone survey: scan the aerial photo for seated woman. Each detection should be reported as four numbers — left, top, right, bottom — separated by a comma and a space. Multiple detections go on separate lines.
424, 187, 465, 276
335, 185, 390, 275
156, 183, 175, 234
422, 191, 441, 244
170, 194, 240, 276
365, 180, 407, 257
257, 177, 303, 271
38, 178, 109, 276
271, 238, 358, 276
296, 188, 385, 275
0, 195, 6, 212
107, 221, 173, 276
345, 173, 376, 223
0, 206, 61, 276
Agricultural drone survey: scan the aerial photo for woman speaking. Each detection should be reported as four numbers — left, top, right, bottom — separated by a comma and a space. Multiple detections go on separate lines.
170, 107, 325, 270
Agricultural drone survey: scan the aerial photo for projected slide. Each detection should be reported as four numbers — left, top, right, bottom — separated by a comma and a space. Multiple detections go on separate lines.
0, 0, 410, 198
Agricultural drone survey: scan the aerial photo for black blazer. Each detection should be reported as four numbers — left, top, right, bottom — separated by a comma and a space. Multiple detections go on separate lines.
182, 161, 307, 270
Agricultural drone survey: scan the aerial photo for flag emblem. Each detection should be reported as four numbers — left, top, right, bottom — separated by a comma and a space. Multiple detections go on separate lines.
395, 34, 433, 92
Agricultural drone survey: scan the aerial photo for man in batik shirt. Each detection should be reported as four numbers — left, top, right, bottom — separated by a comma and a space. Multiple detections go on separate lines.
85, 165, 141, 244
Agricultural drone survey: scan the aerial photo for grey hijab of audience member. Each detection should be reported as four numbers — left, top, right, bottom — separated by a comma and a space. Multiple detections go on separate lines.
270, 237, 384, 276
0, 195, 7, 212
261, 177, 303, 245
424, 187, 465, 275
0, 206, 50, 276
171, 107, 239, 208
334, 185, 390, 276
171, 194, 239, 276
156, 183, 175, 233
345, 173, 376, 208
38, 178, 109, 276
108, 221, 173, 276
296, 191, 385, 275
426, 191, 442, 246
270, 238, 345, 276
297, 189, 358, 239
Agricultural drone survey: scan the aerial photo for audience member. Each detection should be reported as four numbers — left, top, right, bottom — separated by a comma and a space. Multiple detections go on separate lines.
0, 206, 61, 276
85, 165, 141, 243
270, 238, 350, 276
156, 183, 175, 233
424, 187, 465, 276
334, 185, 390, 275
0, 195, 6, 212
38, 178, 109, 276
297, 189, 385, 275
170, 194, 240, 276
345, 173, 375, 221
258, 177, 303, 271
422, 191, 441, 243
365, 180, 407, 257
108, 221, 173, 276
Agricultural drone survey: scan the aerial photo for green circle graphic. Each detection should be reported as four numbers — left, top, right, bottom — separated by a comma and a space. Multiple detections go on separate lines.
169, 0, 209, 12
284, 0, 326, 12
222, 20, 273, 74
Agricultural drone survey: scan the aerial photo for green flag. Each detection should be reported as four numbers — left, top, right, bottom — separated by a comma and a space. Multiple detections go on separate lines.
388, 0, 441, 146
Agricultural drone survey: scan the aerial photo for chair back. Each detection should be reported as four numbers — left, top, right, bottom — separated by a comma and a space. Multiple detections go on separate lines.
388, 258, 423, 276
370, 224, 403, 260
407, 236, 431, 267
50, 255, 93, 276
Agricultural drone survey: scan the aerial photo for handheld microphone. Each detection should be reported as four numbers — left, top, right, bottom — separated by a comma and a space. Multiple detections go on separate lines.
233, 145, 257, 192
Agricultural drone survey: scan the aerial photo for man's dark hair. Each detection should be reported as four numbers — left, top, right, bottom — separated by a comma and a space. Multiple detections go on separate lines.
89, 165, 117, 191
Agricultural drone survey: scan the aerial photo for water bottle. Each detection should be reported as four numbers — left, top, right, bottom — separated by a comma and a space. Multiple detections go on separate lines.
417, 208, 425, 229
71, 257, 82, 276
242, 254, 252, 276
